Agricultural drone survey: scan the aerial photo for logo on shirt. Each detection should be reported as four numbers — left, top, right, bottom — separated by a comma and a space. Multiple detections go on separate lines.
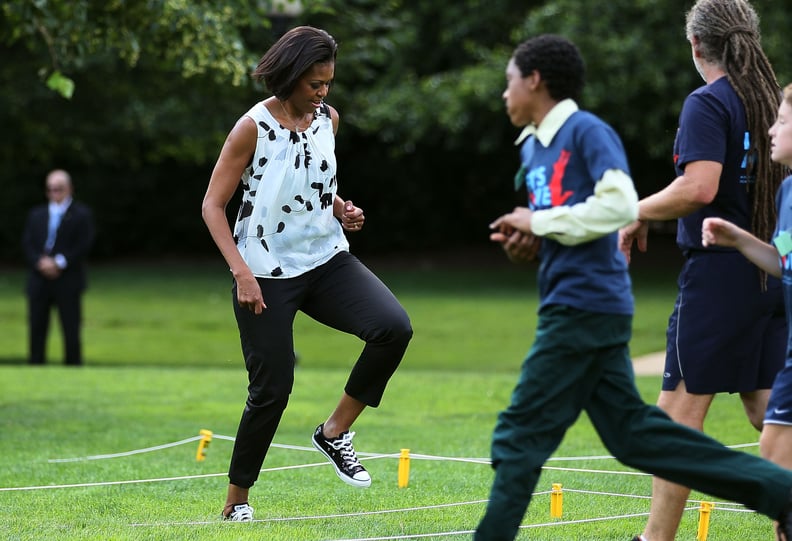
527, 149, 573, 209
775, 230, 792, 284
774, 230, 792, 263
781, 253, 792, 276
740, 131, 757, 185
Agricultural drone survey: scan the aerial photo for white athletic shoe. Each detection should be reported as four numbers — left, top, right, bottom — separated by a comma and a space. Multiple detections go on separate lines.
223, 503, 254, 522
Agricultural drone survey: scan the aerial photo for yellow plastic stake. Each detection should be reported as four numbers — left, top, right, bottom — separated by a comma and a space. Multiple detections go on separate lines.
697, 501, 714, 541
550, 483, 563, 518
398, 448, 410, 488
196, 429, 213, 462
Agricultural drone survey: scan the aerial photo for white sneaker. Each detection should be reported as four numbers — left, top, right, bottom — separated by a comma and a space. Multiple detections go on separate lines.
223, 503, 254, 522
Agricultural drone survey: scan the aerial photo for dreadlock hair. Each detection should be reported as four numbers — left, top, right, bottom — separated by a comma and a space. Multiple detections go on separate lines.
686, 0, 784, 252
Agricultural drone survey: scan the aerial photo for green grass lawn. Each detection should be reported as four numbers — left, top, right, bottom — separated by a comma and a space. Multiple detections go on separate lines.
0, 366, 770, 541
1, 246, 776, 540
0, 247, 678, 369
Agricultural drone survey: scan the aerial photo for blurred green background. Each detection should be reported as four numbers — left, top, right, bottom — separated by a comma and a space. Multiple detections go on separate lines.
2, 0, 790, 263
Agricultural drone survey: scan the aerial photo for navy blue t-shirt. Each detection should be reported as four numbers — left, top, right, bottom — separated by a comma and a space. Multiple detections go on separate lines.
519, 110, 633, 316
674, 77, 755, 249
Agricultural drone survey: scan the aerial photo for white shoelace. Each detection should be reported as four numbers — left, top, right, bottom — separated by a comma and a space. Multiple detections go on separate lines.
329, 431, 363, 469
227, 503, 254, 522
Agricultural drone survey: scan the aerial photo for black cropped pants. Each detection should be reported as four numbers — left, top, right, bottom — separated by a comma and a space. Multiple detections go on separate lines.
227, 251, 412, 488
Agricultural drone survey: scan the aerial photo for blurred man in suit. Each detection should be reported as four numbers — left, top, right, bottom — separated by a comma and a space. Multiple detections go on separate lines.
21, 169, 95, 365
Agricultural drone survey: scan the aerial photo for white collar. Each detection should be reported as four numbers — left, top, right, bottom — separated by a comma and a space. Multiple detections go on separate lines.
514, 99, 579, 146
49, 197, 72, 214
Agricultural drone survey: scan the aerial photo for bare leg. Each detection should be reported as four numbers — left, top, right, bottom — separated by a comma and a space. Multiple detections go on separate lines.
761, 425, 792, 540
321, 392, 366, 438
741, 389, 772, 431
223, 484, 249, 516
642, 381, 714, 541
761, 424, 792, 469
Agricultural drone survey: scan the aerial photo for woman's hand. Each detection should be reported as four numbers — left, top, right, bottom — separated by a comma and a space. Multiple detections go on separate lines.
234, 269, 266, 314
618, 220, 649, 264
340, 200, 365, 231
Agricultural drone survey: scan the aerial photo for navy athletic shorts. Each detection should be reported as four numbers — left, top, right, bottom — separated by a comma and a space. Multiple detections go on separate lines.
662, 250, 785, 394
765, 358, 792, 426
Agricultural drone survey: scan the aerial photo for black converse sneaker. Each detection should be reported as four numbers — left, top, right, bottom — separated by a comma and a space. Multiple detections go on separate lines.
311, 424, 371, 488
222, 502, 254, 522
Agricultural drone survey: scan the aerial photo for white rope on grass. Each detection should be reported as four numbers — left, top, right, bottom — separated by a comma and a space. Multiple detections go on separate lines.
45, 431, 758, 465
47, 436, 204, 462
322, 511, 657, 541
561, 488, 752, 513
128, 489, 756, 538
3, 459, 748, 493
562, 487, 652, 500
325, 529, 476, 540
0, 463, 310, 492
295, 503, 759, 541
402, 453, 490, 464
542, 465, 651, 476
0, 471, 229, 492
9, 430, 763, 540
47, 434, 392, 463
130, 499, 491, 527
13, 432, 758, 497
2, 454, 399, 492
334, 507, 759, 541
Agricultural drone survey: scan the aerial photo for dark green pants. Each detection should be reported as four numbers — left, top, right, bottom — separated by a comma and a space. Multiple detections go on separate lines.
475, 305, 792, 541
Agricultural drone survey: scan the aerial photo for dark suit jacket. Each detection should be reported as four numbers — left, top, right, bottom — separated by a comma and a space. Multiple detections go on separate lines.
21, 200, 96, 293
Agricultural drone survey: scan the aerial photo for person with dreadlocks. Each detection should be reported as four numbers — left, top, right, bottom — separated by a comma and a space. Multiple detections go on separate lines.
619, 1, 787, 540
702, 76, 792, 497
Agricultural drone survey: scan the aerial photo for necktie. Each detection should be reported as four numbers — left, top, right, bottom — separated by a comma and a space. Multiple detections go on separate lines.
45, 209, 62, 253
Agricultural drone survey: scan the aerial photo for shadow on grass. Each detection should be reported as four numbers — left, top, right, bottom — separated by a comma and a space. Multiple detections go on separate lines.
0, 357, 27, 365
0, 357, 246, 370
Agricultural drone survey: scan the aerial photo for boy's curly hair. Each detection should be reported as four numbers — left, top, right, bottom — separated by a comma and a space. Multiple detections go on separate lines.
512, 34, 585, 102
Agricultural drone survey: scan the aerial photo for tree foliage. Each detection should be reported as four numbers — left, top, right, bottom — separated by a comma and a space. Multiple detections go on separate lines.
1, 0, 791, 261
1, 0, 310, 93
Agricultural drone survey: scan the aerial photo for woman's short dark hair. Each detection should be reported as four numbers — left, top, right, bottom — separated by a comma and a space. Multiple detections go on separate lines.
253, 26, 338, 100
512, 34, 585, 102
